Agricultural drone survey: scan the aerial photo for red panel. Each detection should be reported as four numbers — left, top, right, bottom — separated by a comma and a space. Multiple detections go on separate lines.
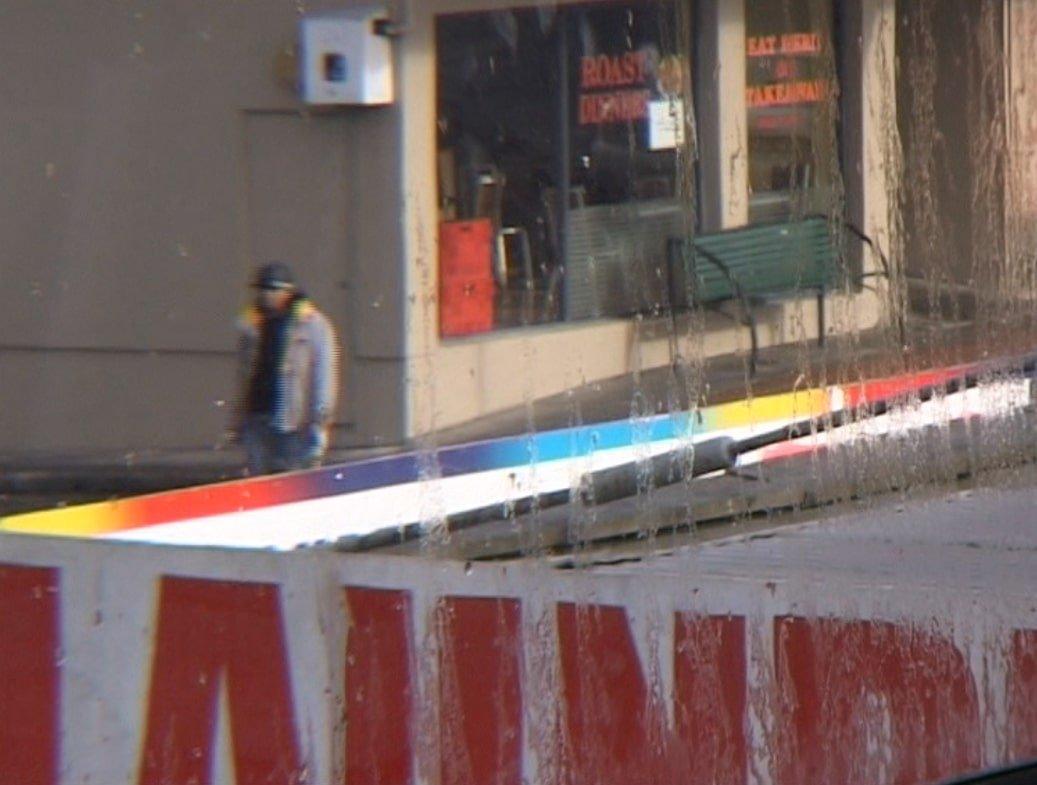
1008, 629, 1037, 761
774, 617, 980, 785
557, 603, 691, 785
437, 597, 523, 785
138, 577, 302, 785
440, 278, 496, 337
440, 219, 495, 337
345, 588, 415, 785
674, 614, 747, 785
0, 564, 60, 785
440, 219, 494, 280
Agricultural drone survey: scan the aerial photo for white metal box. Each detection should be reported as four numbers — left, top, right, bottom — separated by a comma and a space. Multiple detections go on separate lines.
299, 6, 393, 105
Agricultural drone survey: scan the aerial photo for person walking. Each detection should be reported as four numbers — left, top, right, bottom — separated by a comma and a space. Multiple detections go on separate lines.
231, 262, 340, 475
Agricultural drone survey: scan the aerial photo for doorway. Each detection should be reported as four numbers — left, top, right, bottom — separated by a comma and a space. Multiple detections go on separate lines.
242, 111, 353, 430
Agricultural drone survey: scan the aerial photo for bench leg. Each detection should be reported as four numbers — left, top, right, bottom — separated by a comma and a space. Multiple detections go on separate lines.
817, 288, 826, 347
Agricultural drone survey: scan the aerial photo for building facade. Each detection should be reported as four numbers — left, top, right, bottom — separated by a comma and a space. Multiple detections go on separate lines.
0, 0, 1026, 455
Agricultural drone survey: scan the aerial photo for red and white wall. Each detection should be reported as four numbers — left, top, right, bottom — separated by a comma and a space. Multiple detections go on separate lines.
1, 531, 1035, 785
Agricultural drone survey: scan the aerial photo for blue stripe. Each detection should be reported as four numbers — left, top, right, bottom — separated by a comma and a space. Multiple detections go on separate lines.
308, 411, 695, 497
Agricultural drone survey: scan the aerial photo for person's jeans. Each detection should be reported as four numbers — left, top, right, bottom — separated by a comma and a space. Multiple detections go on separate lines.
241, 414, 324, 476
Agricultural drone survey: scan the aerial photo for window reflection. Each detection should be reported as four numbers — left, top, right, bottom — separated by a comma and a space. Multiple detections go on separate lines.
436, 1, 686, 333
746, 0, 836, 223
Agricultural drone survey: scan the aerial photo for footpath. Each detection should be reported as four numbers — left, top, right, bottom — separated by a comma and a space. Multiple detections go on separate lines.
0, 316, 1025, 516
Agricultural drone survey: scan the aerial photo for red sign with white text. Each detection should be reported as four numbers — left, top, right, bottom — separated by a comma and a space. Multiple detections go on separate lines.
0, 540, 1034, 785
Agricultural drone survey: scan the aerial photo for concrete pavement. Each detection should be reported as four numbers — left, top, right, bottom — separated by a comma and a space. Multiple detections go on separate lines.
0, 315, 1024, 516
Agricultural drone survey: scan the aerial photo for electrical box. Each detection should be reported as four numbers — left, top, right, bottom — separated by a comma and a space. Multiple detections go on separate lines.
300, 6, 393, 105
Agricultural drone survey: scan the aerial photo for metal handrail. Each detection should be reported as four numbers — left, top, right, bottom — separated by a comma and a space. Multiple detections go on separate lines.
805, 212, 905, 347
842, 220, 892, 281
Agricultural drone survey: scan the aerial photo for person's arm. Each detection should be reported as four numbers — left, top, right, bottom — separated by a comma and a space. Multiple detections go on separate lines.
306, 311, 339, 455
230, 311, 258, 438
309, 311, 338, 425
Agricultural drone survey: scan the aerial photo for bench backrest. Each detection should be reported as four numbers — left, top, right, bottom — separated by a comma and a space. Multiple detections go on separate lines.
671, 217, 840, 305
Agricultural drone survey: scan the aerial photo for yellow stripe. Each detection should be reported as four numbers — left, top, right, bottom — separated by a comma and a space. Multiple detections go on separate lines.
0, 500, 123, 538
711, 388, 831, 428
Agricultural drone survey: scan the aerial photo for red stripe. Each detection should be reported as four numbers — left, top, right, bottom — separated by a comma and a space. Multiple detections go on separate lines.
843, 365, 974, 409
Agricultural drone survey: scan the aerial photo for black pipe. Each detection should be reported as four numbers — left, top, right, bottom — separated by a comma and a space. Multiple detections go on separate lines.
340, 436, 737, 551
580, 436, 736, 506
341, 353, 1037, 552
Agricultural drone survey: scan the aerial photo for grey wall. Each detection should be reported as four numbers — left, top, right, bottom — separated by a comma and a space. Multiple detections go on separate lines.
0, 0, 408, 454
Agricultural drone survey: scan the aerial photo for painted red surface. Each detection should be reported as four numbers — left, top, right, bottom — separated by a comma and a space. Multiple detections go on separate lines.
138, 577, 302, 785
1, 560, 1033, 785
674, 613, 748, 785
558, 604, 681, 784
774, 617, 981, 785
0, 564, 59, 785
557, 606, 748, 785
437, 597, 523, 785
1009, 629, 1037, 761
345, 587, 416, 785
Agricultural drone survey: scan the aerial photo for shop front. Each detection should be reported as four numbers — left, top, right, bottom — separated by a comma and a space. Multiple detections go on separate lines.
402, 0, 891, 436
435, 0, 688, 333
433, 0, 844, 331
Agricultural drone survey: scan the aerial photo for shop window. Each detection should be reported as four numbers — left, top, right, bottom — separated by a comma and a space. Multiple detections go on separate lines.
436, 1, 689, 335
746, 0, 838, 224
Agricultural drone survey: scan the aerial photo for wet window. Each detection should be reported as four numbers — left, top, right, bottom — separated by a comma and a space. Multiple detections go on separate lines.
435, 1, 687, 333
745, 0, 837, 223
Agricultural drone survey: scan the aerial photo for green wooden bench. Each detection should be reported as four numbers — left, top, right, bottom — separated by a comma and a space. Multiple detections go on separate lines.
666, 215, 893, 374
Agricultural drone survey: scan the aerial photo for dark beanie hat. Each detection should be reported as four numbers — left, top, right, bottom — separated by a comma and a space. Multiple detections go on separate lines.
253, 262, 295, 290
